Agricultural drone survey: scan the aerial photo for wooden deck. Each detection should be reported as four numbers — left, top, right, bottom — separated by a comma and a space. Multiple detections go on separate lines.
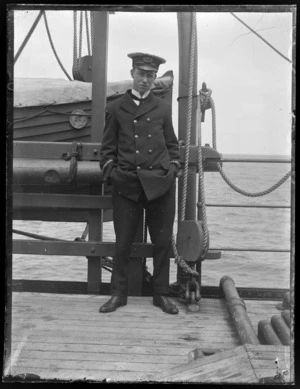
6, 292, 292, 383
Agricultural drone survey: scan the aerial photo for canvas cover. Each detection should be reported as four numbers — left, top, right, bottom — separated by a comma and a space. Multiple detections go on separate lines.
13, 71, 173, 108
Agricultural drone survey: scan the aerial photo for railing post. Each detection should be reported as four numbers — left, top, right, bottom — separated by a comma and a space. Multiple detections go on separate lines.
87, 11, 109, 294
177, 12, 199, 285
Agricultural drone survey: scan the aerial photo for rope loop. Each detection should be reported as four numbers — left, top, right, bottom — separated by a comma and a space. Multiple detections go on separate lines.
209, 95, 292, 197
62, 141, 82, 184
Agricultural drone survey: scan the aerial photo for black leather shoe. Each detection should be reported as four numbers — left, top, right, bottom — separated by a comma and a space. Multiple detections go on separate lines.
99, 296, 127, 313
153, 295, 178, 315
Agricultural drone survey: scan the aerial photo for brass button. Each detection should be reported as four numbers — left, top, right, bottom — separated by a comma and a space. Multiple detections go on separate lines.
148, 149, 153, 154
147, 134, 152, 139
149, 166, 153, 170
133, 120, 138, 124
146, 118, 151, 122
137, 166, 141, 170
134, 134, 139, 138
136, 150, 140, 154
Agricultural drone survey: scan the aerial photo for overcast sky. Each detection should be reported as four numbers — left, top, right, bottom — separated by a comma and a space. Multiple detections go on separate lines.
12, 10, 293, 156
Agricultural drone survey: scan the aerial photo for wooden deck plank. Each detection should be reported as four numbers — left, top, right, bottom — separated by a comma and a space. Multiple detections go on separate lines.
11, 342, 192, 356
11, 337, 238, 351
12, 313, 233, 326
11, 328, 238, 344
13, 350, 184, 365
10, 358, 179, 373
12, 318, 236, 333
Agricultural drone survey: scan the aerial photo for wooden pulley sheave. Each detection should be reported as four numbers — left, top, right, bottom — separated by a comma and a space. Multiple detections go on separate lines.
176, 220, 207, 263
73, 55, 93, 82
73, 10, 93, 82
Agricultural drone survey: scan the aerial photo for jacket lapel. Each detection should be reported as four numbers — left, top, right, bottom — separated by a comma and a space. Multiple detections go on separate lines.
134, 92, 158, 119
120, 92, 140, 115
120, 91, 159, 118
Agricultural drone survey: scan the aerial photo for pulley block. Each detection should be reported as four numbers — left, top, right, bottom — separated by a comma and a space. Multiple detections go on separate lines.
72, 55, 93, 82
176, 220, 205, 262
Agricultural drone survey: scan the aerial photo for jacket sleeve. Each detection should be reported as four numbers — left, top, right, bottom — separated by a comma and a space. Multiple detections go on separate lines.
163, 105, 181, 165
99, 106, 118, 181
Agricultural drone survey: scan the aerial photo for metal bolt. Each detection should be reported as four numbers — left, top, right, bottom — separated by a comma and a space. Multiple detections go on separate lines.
90, 247, 95, 253
93, 149, 98, 155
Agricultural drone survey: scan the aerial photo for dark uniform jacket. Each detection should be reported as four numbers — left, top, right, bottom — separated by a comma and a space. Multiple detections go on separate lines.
100, 90, 181, 201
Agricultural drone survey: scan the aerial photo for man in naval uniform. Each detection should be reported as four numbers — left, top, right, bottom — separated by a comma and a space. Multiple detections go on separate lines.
99, 53, 181, 314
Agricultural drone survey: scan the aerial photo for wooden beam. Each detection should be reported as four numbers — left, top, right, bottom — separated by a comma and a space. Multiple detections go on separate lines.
13, 193, 112, 210
12, 240, 163, 258
13, 209, 113, 223
12, 280, 289, 300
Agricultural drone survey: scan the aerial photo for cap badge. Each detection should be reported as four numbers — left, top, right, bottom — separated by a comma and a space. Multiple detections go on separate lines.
143, 56, 153, 63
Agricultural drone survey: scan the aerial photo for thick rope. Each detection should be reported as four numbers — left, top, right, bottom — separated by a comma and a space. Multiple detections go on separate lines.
171, 236, 199, 277
73, 11, 77, 70
210, 97, 292, 197
85, 11, 91, 56
72, 11, 82, 81
91, 12, 94, 54
180, 13, 197, 223
79, 11, 83, 60
43, 12, 72, 81
196, 98, 209, 259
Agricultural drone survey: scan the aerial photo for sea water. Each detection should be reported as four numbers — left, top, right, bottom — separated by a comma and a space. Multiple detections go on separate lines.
12, 156, 292, 290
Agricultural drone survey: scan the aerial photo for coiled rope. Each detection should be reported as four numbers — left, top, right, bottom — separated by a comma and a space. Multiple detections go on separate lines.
209, 96, 291, 197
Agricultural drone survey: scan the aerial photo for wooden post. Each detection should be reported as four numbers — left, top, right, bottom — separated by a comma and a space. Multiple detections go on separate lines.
88, 11, 109, 294
177, 13, 199, 285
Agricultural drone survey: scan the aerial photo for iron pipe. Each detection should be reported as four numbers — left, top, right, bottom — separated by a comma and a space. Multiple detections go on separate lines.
221, 158, 291, 163
258, 319, 282, 345
13, 158, 103, 185
271, 315, 291, 345
220, 275, 260, 345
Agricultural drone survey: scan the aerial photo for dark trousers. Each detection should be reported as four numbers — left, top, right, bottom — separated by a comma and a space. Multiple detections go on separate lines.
111, 182, 176, 296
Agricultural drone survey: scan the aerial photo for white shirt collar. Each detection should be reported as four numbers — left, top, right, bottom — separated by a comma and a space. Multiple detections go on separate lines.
131, 89, 151, 100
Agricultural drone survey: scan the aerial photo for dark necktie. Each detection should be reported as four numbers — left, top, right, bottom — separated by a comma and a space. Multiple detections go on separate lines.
129, 92, 144, 104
